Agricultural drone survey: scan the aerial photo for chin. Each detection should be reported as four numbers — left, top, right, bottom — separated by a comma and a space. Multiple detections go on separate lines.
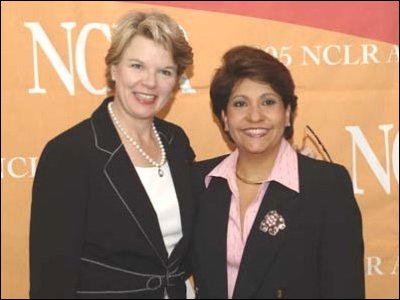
241, 141, 279, 155
241, 146, 269, 155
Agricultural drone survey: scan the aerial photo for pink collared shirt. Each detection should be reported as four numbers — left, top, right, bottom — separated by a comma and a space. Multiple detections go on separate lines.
205, 139, 299, 299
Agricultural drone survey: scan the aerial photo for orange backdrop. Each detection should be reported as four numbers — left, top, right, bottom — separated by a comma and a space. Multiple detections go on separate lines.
1, 1, 398, 298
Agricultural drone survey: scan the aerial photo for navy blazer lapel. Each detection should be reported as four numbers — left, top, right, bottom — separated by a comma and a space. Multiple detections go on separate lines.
233, 181, 300, 299
198, 177, 231, 299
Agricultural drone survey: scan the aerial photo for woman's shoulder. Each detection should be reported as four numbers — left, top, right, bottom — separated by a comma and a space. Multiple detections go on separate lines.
154, 118, 196, 163
299, 154, 349, 176
193, 155, 228, 177
154, 118, 189, 142
298, 153, 353, 191
41, 118, 93, 157
191, 155, 228, 193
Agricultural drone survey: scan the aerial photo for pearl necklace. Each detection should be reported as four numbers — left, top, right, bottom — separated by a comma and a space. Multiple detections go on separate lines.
108, 102, 166, 177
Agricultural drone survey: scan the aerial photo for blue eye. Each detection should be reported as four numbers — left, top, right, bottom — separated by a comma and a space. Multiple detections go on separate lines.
160, 69, 173, 77
131, 63, 142, 69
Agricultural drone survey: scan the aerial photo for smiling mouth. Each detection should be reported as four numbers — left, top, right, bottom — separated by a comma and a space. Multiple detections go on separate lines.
133, 92, 157, 105
242, 128, 269, 138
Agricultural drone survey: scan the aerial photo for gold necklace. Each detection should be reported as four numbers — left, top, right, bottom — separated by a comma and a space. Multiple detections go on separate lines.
235, 171, 265, 185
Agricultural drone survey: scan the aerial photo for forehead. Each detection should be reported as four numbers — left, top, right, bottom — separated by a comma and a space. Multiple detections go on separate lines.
121, 35, 175, 66
232, 78, 278, 97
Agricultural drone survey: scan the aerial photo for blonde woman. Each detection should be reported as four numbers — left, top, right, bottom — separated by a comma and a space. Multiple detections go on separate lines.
30, 11, 195, 298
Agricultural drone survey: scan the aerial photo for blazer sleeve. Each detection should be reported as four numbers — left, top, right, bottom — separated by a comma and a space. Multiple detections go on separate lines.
320, 165, 365, 299
30, 139, 88, 299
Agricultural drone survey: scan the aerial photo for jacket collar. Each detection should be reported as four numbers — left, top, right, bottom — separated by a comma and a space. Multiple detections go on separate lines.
90, 97, 187, 268
90, 97, 175, 154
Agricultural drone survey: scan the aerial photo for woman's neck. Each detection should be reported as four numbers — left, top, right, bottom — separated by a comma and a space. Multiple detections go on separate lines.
111, 101, 154, 144
236, 144, 281, 181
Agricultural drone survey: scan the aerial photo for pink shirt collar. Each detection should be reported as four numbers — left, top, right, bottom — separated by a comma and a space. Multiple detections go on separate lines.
205, 139, 299, 193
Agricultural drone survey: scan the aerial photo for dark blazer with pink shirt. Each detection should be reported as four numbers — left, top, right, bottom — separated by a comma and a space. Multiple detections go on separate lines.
192, 154, 365, 299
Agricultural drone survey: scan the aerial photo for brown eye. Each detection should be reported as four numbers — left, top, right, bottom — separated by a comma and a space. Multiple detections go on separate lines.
262, 99, 276, 106
233, 100, 246, 107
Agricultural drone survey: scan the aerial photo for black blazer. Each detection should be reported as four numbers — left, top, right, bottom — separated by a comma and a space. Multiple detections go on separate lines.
192, 154, 365, 299
30, 97, 195, 299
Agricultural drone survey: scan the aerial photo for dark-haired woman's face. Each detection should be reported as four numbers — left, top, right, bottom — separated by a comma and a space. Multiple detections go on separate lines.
222, 78, 290, 157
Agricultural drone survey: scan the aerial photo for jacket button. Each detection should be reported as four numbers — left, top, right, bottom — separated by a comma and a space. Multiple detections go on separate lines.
146, 276, 162, 290
275, 289, 284, 299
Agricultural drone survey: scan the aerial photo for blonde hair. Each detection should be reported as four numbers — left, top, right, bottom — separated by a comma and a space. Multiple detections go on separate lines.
105, 11, 193, 91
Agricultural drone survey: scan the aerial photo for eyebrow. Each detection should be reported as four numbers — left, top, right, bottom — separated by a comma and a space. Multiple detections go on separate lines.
127, 58, 177, 70
260, 92, 280, 98
232, 92, 279, 99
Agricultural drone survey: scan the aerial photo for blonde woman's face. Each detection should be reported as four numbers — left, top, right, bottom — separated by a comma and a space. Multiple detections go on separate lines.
111, 35, 178, 120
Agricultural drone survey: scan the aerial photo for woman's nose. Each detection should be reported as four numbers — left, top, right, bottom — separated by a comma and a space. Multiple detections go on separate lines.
141, 70, 157, 88
247, 105, 263, 122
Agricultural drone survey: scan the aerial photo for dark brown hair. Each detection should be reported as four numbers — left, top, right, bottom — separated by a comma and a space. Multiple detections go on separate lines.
210, 46, 298, 139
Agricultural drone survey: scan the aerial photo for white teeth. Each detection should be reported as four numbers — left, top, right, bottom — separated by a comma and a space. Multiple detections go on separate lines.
134, 93, 156, 101
244, 128, 268, 135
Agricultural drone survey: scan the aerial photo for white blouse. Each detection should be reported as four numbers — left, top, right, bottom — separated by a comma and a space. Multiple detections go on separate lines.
134, 162, 182, 256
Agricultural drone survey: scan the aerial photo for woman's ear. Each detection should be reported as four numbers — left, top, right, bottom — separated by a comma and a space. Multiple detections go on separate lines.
221, 110, 229, 131
111, 65, 117, 81
285, 106, 291, 127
